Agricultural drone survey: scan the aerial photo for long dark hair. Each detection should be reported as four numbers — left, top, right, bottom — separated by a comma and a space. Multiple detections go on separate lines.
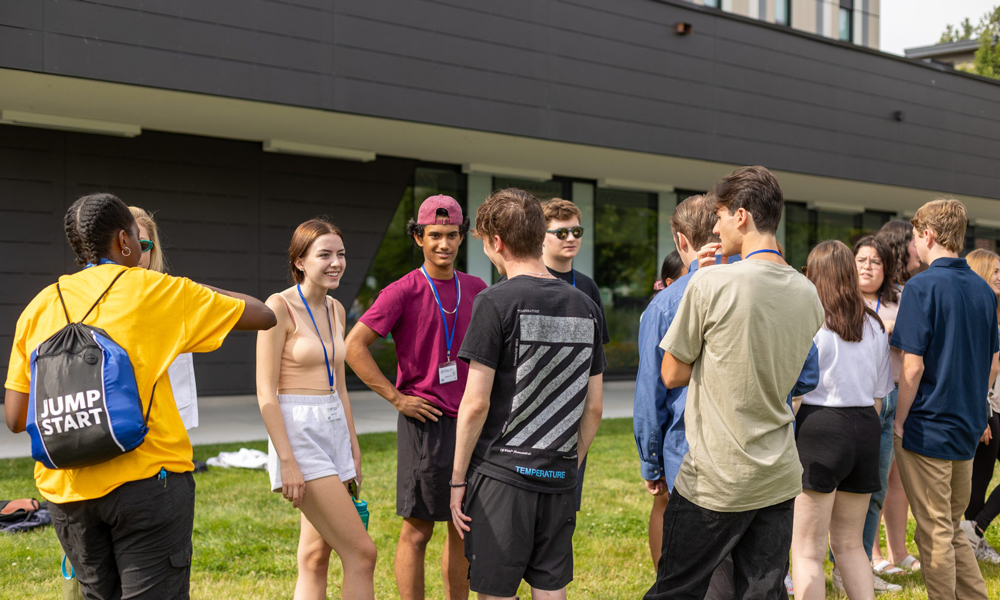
807, 240, 884, 343
659, 252, 684, 284
853, 235, 898, 304
877, 220, 914, 286
64, 193, 135, 267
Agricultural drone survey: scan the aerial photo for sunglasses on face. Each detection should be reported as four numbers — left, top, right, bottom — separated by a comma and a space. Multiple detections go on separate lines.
139, 239, 154, 253
546, 226, 585, 240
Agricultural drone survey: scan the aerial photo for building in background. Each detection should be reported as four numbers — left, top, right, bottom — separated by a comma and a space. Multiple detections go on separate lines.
688, 0, 880, 48
1, 0, 997, 390
905, 36, 1000, 72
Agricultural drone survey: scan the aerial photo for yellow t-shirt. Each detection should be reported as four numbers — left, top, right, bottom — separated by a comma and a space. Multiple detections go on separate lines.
4, 264, 245, 503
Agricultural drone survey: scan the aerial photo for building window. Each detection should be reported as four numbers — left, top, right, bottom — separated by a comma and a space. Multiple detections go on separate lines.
594, 188, 658, 373
784, 202, 893, 272
838, 0, 853, 41
967, 226, 1000, 254
703, 0, 720, 8
775, 0, 790, 26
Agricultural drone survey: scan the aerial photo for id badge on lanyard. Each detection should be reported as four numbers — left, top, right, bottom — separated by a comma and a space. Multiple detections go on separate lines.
438, 361, 458, 384
421, 266, 461, 385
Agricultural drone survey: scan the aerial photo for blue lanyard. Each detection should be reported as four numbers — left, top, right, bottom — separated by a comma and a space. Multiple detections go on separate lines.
295, 284, 335, 392
745, 249, 783, 259
84, 258, 118, 269
420, 266, 461, 362
876, 294, 881, 314
571, 269, 576, 288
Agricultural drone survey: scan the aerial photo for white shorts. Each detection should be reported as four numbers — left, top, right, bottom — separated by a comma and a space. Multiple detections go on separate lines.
268, 393, 356, 492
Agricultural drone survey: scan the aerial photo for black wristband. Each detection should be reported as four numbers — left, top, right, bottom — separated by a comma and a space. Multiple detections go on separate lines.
449, 480, 468, 488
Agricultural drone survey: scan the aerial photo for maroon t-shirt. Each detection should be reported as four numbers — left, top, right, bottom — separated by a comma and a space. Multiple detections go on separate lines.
359, 268, 488, 417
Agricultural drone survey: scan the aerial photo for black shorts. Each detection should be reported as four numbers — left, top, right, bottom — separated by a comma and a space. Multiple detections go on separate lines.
796, 404, 881, 494
50, 471, 196, 600
464, 471, 576, 596
397, 412, 456, 522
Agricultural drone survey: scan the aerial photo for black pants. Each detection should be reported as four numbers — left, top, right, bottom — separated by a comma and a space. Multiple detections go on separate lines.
50, 471, 196, 600
967, 414, 1000, 534
645, 490, 793, 600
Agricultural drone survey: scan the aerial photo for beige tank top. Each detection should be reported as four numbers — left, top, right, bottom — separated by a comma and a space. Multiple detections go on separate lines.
275, 294, 345, 392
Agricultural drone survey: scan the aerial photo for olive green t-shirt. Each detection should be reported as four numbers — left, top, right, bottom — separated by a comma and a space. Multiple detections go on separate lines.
660, 259, 823, 512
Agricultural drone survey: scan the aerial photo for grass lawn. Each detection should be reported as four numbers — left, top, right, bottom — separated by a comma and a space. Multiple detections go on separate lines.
3, 418, 1000, 598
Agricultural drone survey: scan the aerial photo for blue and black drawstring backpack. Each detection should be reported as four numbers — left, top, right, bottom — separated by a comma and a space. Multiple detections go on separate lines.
26, 269, 153, 469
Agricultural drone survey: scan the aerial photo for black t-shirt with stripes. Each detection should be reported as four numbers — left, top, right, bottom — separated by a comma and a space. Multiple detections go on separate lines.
457, 276, 606, 493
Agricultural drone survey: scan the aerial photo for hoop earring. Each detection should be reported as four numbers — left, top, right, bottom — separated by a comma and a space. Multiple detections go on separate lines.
122, 246, 131, 257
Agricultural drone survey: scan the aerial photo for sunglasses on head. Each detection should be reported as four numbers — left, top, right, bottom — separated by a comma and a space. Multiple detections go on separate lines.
546, 226, 585, 240
139, 239, 154, 253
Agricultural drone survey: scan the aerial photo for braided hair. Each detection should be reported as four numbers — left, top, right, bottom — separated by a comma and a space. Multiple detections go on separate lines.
65, 193, 136, 266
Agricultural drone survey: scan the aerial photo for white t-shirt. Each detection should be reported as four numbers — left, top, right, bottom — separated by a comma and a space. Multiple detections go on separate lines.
167, 352, 199, 429
802, 314, 895, 408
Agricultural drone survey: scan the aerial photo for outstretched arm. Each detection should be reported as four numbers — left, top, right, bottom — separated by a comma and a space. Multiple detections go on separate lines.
202, 284, 276, 331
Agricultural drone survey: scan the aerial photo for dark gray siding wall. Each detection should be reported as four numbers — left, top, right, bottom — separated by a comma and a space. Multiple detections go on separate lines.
0, 124, 416, 394
2, 0, 999, 199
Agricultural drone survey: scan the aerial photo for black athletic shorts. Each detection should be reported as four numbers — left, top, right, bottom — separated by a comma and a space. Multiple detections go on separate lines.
796, 404, 881, 494
50, 470, 195, 600
464, 471, 576, 596
397, 412, 456, 522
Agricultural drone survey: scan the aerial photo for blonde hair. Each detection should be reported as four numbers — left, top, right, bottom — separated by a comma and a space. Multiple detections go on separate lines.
910, 198, 967, 253
966, 248, 1000, 287
128, 206, 168, 273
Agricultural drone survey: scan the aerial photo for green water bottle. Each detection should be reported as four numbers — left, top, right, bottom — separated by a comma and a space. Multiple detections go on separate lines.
349, 480, 369, 530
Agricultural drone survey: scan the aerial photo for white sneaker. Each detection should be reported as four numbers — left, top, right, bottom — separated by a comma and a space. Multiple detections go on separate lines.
960, 520, 982, 547
834, 567, 902, 594
832, 567, 844, 592
784, 572, 794, 596
978, 538, 1000, 564
872, 573, 903, 594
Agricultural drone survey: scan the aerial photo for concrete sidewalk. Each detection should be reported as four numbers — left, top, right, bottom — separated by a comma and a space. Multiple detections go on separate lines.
0, 380, 636, 459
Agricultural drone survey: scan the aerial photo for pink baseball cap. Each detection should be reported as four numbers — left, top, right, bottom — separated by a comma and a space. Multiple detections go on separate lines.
417, 195, 463, 226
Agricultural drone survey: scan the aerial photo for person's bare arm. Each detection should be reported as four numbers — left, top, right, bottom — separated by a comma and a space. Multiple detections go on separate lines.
202, 284, 276, 331
450, 361, 495, 538
661, 351, 693, 389
344, 321, 442, 423
576, 374, 604, 468
255, 295, 304, 507
333, 301, 363, 487
4, 389, 28, 433
991, 351, 999, 390
894, 351, 924, 438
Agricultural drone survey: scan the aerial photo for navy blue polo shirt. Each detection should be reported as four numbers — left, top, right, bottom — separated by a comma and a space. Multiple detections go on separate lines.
890, 257, 1000, 461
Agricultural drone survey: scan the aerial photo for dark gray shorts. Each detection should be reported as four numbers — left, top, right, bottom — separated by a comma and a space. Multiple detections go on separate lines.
397, 412, 456, 522
51, 471, 195, 600
464, 471, 576, 596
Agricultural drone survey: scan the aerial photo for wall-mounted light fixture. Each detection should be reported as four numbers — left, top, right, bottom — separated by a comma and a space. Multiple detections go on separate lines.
462, 163, 553, 182
807, 201, 865, 215
893, 111, 906, 122
675, 22, 693, 35
0, 109, 141, 137
263, 139, 376, 162
599, 178, 675, 193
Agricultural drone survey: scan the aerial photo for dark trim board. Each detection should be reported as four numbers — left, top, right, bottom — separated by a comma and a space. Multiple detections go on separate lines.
0, 124, 417, 394
1, 0, 998, 198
